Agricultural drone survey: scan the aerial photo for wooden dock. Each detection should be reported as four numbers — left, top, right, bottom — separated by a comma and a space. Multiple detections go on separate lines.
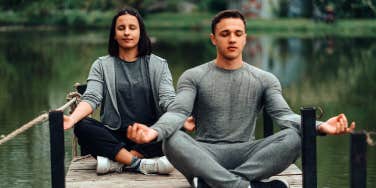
66, 156, 302, 188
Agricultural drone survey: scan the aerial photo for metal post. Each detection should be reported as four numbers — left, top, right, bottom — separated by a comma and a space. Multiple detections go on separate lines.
350, 132, 367, 188
49, 111, 65, 188
263, 109, 273, 138
301, 107, 317, 188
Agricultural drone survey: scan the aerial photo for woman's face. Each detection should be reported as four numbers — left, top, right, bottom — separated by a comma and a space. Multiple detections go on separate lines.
114, 14, 140, 51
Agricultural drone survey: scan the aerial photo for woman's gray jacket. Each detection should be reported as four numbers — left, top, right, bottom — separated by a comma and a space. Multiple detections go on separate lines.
81, 54, 175, 130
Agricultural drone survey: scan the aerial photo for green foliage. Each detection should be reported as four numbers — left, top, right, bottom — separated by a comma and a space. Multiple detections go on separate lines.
314, 0, 376, 18
196, 0, 227, 12
0, 0, 34, 11
0, 10, 26, 25
144, 12, 213, 30
0, 0, 375, 27
275, 0, 290, 17
207, 0, 227, 12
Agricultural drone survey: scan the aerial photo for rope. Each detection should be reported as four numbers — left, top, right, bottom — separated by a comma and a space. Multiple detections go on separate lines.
0, 97, 77, 146
0, 114, 48, 145
353, 130, 376, 146
365, 131, 376, 146
57, 97, 77, 111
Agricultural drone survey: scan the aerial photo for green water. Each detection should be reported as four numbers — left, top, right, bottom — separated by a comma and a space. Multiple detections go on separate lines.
0, 29, 375, 187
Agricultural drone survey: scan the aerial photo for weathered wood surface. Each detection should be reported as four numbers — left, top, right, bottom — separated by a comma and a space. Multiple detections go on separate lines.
66, 156, 302, 188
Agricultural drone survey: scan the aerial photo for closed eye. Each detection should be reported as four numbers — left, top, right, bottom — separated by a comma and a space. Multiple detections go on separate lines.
235, 30, 244, 37
219, 30, 230, 37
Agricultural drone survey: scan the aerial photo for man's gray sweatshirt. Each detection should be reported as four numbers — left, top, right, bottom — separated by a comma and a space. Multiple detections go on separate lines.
151, 61, 321, 143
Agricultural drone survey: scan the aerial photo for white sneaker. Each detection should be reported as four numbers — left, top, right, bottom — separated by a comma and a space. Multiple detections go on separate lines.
139, 156, 174, 175
193, 177, 210, 188
96, 156, 124, 174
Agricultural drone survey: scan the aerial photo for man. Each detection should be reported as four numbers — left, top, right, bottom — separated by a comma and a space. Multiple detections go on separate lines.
127, 10, 355, 188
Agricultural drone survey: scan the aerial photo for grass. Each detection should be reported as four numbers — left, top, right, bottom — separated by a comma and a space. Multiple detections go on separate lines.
0, 11, 375, 37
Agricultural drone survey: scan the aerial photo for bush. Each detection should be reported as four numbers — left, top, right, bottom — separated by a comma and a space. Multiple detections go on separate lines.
0, 10, 26, 25
52, 10, 112, 28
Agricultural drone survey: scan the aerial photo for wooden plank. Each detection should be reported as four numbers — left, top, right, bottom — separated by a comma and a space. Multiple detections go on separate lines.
66, 156, 302, 188
66, 156, 190, 188
277, 165, 302, 175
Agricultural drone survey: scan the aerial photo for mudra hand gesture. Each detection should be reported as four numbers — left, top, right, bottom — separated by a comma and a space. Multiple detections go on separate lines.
319, 113, 355, 135
127, 116, 196, 144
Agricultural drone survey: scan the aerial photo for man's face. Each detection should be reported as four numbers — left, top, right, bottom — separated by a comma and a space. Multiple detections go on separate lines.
210, 18, 246, 61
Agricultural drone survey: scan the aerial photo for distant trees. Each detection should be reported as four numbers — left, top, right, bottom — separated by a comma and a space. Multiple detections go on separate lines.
0, 0, 374, 19
0, 0, 226, 14
314, 0, 376, 18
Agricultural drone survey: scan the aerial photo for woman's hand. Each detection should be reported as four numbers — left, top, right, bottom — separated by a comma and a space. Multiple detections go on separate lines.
127, 123, 158, 144
318, 113, 355, 135
63, 115, 76, 130
183, 116, 196, 132
63, 101, 93, 130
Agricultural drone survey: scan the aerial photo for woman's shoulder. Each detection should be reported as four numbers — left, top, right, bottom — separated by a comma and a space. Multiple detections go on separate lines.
148, 53, 167, 65
90, 55, 116, 67
97, 55, 115, 62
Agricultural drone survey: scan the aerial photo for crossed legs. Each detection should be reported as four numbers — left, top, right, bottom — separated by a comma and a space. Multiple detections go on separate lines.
163, 129, 301, 188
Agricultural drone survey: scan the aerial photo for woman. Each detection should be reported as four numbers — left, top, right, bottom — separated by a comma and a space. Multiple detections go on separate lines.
63, 7, 192, 175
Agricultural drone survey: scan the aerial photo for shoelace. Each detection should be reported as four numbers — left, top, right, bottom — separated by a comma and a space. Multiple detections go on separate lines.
140, 161, 159, 174
109, 161, 124, 173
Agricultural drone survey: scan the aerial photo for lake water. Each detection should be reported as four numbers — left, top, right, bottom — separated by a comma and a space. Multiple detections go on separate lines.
0, 29, 375, 187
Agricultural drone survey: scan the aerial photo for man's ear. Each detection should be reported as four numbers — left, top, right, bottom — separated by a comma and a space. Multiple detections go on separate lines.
210, 33, 216, 46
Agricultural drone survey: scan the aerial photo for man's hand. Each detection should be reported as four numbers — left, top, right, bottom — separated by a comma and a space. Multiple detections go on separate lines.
127, 123, 158, 144
318, 113, 355, 135
183, 116, 196, 132
63, 115, 75, 130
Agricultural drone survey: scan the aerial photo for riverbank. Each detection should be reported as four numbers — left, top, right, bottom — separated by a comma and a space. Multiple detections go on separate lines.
1, 11, 376, 36
145, 13, 376, 37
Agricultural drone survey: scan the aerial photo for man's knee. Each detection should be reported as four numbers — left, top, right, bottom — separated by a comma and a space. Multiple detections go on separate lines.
163, 131, 186, 153
162, 130, 197, 162
280, 128, 301, 153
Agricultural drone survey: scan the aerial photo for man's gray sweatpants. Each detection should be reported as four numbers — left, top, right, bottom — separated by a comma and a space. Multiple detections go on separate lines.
163, 128, 301, 188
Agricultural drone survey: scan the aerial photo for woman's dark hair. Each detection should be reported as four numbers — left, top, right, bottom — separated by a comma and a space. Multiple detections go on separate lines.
108, 7, 152, 57
211, 9, 246, 34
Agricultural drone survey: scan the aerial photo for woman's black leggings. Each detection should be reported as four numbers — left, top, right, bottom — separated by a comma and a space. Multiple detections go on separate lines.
74, 117, 163, 161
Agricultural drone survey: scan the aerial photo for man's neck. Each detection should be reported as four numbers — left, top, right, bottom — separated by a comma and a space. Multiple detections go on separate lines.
214, 56, 243, 70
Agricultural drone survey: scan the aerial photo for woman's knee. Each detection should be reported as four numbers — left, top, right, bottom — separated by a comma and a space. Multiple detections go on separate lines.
73, 121, 84, 137
73, 118, 96, 137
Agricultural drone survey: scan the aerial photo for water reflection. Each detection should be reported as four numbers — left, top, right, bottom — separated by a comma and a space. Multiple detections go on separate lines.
0, 30, 375, 188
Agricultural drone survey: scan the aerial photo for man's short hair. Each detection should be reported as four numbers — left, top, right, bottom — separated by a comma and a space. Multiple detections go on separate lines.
211, 9, 246, 34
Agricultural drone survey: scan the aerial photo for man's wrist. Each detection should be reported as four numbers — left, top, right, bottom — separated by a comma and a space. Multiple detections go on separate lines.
151, 128, 159, 138
316, 123, 322, 132
316, 122, 327, 136
150, 127, 160, 142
